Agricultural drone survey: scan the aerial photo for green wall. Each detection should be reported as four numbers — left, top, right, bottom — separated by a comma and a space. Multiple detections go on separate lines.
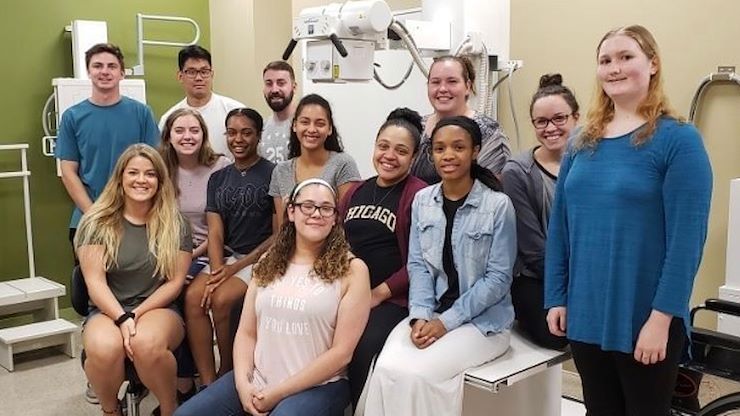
0, 0, 210, 308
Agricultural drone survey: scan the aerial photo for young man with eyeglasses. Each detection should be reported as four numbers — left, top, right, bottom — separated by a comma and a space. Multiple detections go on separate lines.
159, 45, 245, 159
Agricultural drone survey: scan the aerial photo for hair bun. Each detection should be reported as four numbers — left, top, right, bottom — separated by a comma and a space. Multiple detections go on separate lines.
387, 107, 423, 134
539, 73, 563, 89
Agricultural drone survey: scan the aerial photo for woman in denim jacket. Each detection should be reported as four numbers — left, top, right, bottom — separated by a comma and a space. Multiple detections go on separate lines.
362, 116, 516, 416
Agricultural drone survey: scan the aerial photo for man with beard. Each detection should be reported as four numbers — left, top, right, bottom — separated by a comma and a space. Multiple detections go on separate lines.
260, 60, 297, 163
160, 45, 244, 160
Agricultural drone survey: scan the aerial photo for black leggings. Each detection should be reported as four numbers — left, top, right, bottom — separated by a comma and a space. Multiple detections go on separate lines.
348, 302, 408, 408
511, 274, 568, 350
570, 318, 686, 416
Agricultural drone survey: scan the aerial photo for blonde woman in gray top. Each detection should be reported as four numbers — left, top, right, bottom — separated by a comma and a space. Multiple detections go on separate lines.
76, 144, 192, 416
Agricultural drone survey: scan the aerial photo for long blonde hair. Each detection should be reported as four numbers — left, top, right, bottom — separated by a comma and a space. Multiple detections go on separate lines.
159, 108, 221, 196
578, 25, 682, 149
252, 181, 351, 287
75, 144, 184, 280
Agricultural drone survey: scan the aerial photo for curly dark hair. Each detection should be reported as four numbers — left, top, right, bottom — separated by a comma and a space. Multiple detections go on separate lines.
252, 183, 351, 286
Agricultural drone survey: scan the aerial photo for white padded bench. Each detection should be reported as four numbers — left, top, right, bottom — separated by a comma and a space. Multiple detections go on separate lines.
0, 319, 78, 371
0, 277, 79, 371
463, 331, 570, 416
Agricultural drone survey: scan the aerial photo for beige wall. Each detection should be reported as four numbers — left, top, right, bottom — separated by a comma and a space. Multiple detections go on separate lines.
209, 0, 292, 113
502, 0, 740, 329
210, 0, 740, 329
211, 0, 419, 102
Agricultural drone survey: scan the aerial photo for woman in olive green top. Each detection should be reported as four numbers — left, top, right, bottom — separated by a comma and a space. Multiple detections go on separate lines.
76, 144, 193, 416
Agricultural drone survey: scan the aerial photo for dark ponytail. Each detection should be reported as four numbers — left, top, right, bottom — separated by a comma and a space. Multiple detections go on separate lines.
378, 107, 423, 154
431, 116, 503, 191
471, 162, 502, 191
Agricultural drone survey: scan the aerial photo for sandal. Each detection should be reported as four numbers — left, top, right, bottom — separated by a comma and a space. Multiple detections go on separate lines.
101, 401, 120, 415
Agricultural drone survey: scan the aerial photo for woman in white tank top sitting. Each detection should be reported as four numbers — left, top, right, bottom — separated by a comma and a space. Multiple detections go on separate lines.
175, 178, 370, 416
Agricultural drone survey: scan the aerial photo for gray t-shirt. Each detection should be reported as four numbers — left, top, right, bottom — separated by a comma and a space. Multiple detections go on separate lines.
268, 151, 362, 198
259, 116, 291, 163
104, 219, 193, 308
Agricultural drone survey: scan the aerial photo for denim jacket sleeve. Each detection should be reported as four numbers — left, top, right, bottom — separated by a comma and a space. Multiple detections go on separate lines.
407, 194, 437, 322
439, 195, 517, 331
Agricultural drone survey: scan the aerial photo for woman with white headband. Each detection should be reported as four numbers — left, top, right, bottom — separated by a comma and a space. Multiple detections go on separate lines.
176, 178, 371, 416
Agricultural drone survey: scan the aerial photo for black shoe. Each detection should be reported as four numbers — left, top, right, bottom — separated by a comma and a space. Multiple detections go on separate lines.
150, 385, 197, 416
177, 384, 197, 404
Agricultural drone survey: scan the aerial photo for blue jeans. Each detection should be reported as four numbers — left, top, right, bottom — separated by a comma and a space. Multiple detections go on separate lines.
174, 371, 350, 416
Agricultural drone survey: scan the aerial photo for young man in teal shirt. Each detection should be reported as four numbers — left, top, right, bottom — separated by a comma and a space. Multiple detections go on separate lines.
56, 43, 159, 251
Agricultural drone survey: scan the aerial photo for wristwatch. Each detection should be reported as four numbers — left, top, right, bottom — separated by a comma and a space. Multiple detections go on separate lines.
114, 311, 135, 326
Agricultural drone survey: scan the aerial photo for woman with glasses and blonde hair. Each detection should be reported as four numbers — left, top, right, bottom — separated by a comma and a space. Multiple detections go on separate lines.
410, 55, 510, 184
176, 178, 371, 416
501, 73, 578, 350
184, 108, 276, 388
545, 25, 712, 415
76, 144, 193, 416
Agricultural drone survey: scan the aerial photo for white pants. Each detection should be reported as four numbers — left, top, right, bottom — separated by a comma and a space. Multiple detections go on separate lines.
362, 318, 510, 416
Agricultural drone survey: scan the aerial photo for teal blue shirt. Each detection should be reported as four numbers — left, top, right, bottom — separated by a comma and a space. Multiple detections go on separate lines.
545, 117, 712, 353
55, 97, 159, 228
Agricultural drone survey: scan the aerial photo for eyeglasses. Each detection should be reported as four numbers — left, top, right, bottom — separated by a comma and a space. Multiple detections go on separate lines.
291, 201, 337, 218
182, 68, 213, 79
531, 113, 572, 130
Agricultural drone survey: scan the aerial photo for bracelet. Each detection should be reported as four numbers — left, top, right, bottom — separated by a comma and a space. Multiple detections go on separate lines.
114, 311, 135, 326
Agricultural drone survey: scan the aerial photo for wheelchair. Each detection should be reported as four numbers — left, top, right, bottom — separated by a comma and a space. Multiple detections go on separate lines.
670, 298, 740, 415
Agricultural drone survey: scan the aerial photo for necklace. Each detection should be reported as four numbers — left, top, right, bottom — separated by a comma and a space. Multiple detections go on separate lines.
235, 157, 260, 176
372, 179, 400, 206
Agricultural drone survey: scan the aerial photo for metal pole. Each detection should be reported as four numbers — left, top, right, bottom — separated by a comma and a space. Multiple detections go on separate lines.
21, 147, 36, 278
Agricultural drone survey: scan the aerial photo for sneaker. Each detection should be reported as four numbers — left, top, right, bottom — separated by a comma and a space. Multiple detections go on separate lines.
85, 383, 99, 404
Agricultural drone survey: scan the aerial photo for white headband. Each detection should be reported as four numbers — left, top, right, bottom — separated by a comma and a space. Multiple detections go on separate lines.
290, 178, 336, 201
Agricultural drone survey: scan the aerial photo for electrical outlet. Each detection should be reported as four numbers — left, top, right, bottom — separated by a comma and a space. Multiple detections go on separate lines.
718, 66, 736, 74
504, 59, 523, 71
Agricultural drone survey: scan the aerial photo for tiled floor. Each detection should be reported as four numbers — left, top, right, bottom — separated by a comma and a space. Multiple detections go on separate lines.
3, 343, 581, 416
1, 340, 737, 415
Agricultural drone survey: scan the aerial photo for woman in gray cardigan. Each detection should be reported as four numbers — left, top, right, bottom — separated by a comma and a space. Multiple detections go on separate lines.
501, 73, 578, 349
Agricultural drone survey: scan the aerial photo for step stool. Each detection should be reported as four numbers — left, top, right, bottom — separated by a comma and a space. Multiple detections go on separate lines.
0, 319, 78, 371
0, 145, 79, 372
0, 276, 80, 371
